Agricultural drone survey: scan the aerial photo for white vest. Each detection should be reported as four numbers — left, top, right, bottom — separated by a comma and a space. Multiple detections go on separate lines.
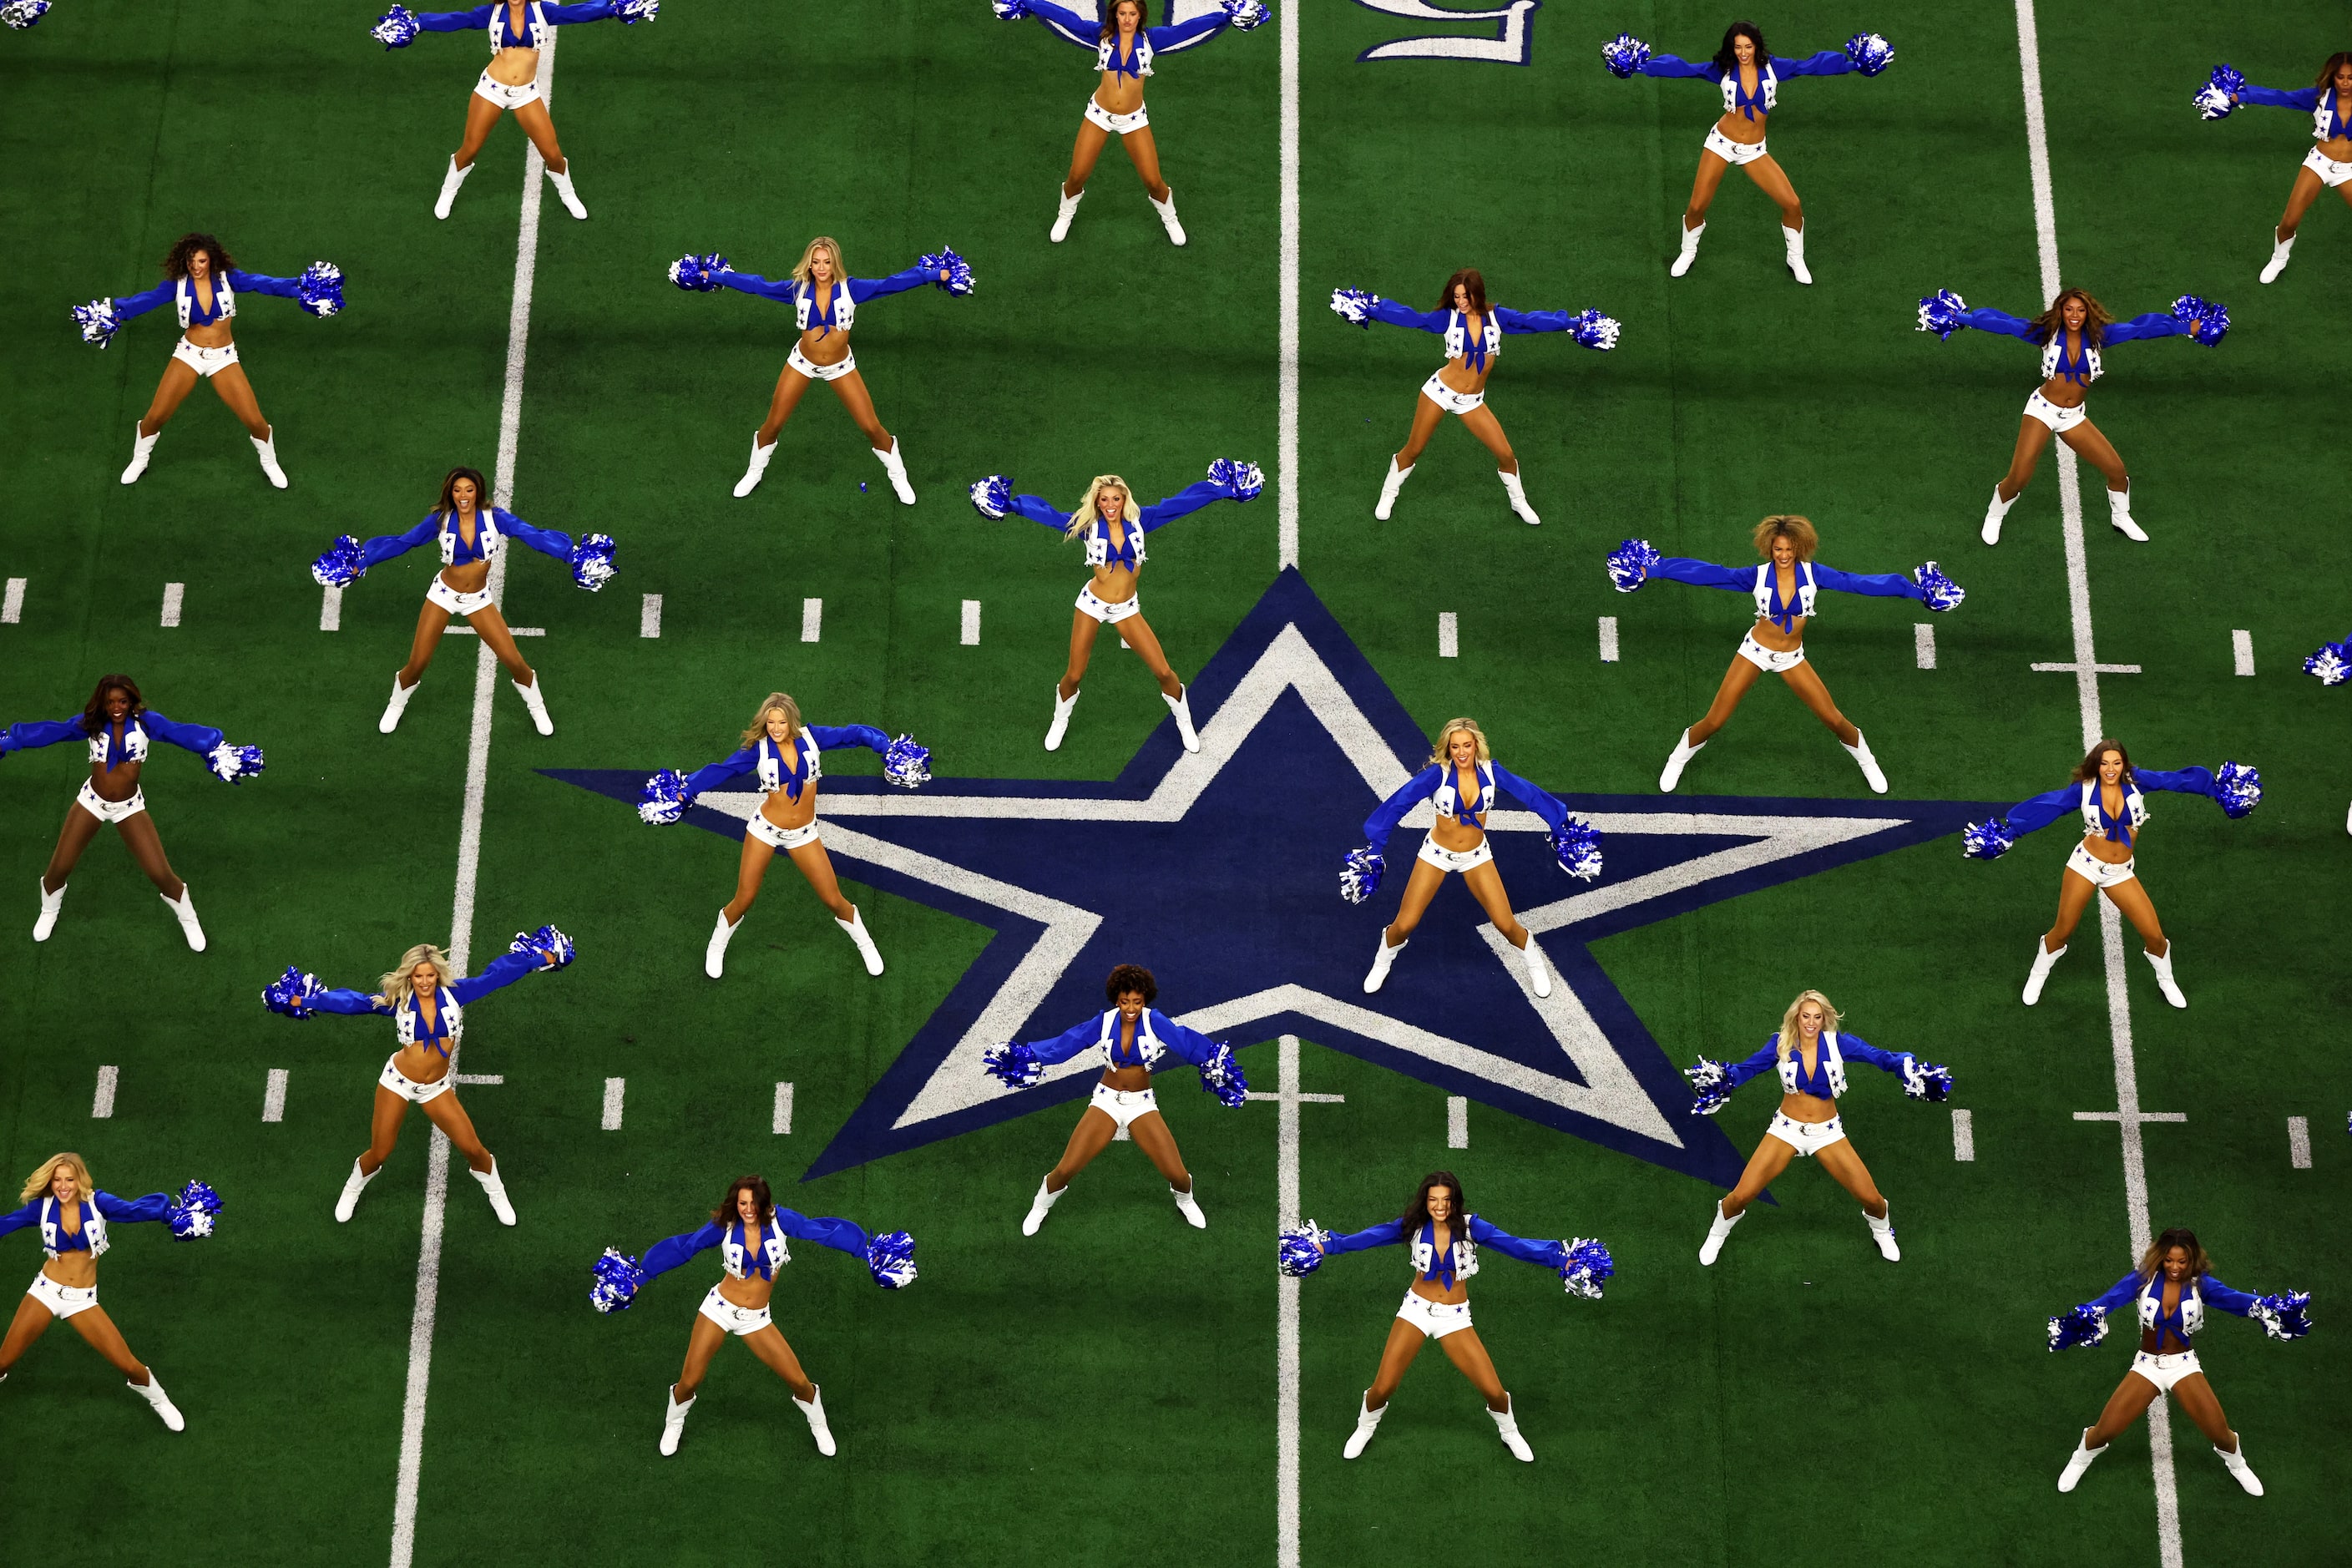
88, 721, 149, 767
1753, 561, 1818, 622
39, 1197, 107, 1260
2078, 779, 2149, 838
1409, 1226, 1479, 1282
1430, 761, 1495, 824
793, 281, 857, 336
1095, 1008, 1168, 1066
721, 1216, 791, 1280
2138, 1277, 2204, 1338
2039, 333, 2102, 384
1081, 516, 1146, 569
2314, 97, 2344, 142
488, 2, 551, 51
392, 986, 463, 1047
1720, 60, 1778, 116
175, 272, 235, 327
1777, 1030, 1848, 1096
438, 508, 503, 565
1096, 29, 1154, 77
756, 731, 823, 793
1441, 310, 1500, 365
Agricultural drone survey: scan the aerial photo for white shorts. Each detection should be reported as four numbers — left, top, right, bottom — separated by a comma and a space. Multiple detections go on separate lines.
379, 1054, 454, 1105
74, 780, 146, 823
746, 813, 821, 852
697, 1284, 774, 1336
473, 70, 544, 110
28, 1272, 99, 1320
427, 576, 497, 617
1415, 836, 1494, 875
2129, 1349, 2202, 1392
2066, 842, 2137, 888
1089, 1082, 1161, 1131
1704, 126, 1769, 165
2024, 390, 2089, 433
2302, 145, 2352, 188
172, 336, 239, 377
1084, 97, 1149, 134
1737, 632, 1806, 673
1765, 1111, 1847, 1156
787, 344, 857, 382
1419, 372, 1485, 416
1395, 1289, 1474, 1339
1076, 584, 1141, 624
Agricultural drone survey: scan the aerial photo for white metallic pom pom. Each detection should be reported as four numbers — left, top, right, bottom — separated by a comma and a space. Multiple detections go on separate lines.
969, 475, 1012, 518
1328, 287, 1376, 327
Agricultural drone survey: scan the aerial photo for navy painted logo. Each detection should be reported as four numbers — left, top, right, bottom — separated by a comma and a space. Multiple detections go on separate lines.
551, 570, 1986, 1190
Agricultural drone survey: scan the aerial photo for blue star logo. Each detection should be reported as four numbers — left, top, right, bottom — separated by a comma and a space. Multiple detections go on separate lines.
549, 570, 1988, 1190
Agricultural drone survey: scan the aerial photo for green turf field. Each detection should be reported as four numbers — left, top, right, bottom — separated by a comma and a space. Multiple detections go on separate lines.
3, 2, 2349, 1564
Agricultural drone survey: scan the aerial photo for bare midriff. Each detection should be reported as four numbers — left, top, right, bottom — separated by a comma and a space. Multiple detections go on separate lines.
84, 747, 142, 806
1426, 764, 1490, 853
2033, 330, 2095, 407
1096, 1014, 1153, 1092
1748, 563, 1807, 654
38, 1216, 98, 1290
1777, 1040, 1837, 1125
1085, 517, 1140, 605
180, 276, 234, 348
1409, 1222, 1469, 1306
1712, 68, 1771, 146
439, 513, 493, 597
390, 992, 453, 1090
1093, 63, 1146, 116
2139, 1278, 2189, 1354
1433, 309, 1493, 398
758, 776, 819, 837
486, 38, 540, 88
796, 287, 854, 370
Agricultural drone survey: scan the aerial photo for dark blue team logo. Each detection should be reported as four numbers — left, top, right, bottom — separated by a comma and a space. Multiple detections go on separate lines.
551, 569, 1986, 1190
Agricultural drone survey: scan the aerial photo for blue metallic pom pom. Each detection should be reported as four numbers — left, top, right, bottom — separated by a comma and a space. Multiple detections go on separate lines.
1916, 288, 1967, 340
990, 0, 1030, 18
883, 735, 932, 789
2208, 63, 2246, 98
512, 923, 575, 967
205, 743, 266, 785
1961, 817, 2015, 860
1683, 1057, 1733, 1115
311, 534, 367, 588
2251, 1289, 2312, 1342
262, 966, 323, 1018
636, 768, 689, 825
2214, 760, 2261, 818
167, 1180, 223, 1241
1328, 287, 1376, 328
73, 298, 121, 349
2193, 82, 2234, 120
1338, 846, 1383, 905
3, 1, 53, 29
1210, 458, 1266, 501
1913, 560, 1965, 612
666, 252, 730, 291
866, 1230, 918, 1289
1901, 1057, 1954, 1103
1197, 1043, 1249, 1108
1844, 32, 1894, 76
2304, 642, 2351, 686
1222, 0, 1269, 29
1277, 1222, 1333, 1277
2047, 1302, 2108, 1352
569, 533, 616, 591
589, 1247, 645, 1313
371, 4, 420, 47
2171, 295, 2229, 346
1601, 33, 1651, 78
969, 474, 1012, 518
296, 261, 345, 318
983, 1042, 1043, 1089
917, 246, 975, 296
1551, 818, 1603, 882
1560, 1237, 1615, 1300
1605, 537, 1658, 593
614, 0, 658, 23
1570, 309, 1621, 351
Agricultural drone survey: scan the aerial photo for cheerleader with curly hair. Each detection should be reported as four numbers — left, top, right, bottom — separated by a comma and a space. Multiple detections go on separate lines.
991, 0, 1270, 246
2046, 1227, 2311, 1497
0, 1153, 220, 1431
636, 694, 931, 980
1965, 741, 2261, 1011
263, 928, 574, 1226
968, 461, 1262, 754
982, 964, 1249, 1235
72, 231, 343, 489
2195, 53, 2352, 283
1328, 269, 1620, 526
2, 674, 265, 951
1601, 22, 1894, 284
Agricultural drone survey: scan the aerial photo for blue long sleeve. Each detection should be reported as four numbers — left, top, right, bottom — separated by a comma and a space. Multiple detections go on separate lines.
1466, 1215, 1566, 1269
1138, 480, 1227, 533
1143, 1009, 1222, 1070
1810, 564, 1925, 602
1772, 50, 1852, 78
1954, 307, 2036, 340
1638, 53, 1720, 81
1491, 306, 1573, 334
1015, 0, 1100, 43
306, 988, 387, 1016
775, 1208, 873, 1260
1364, 299, 1449, 333
2199, 1275, 2258, 1318
844, 266, 933, 304
1146, 12, 1232, 49
1490, 763, 1570, 835
641, 1222, 723, 1281
2001, 783, 2082, 837
542, 0, 622, 21
225, 269, 301, 301
356, 515, 442, 570
1004, 492, 1075, 532
806, 725, 890, 757
0, 1201, 38, 1239
1650, 556, 1753, 592
712, 269, 799, 302
1323, 1217, 1408, 1256
492, 508, 578, 564
2085, 1270, 2144, 1314
1721, 1040, 1781, 1092
139, 711, 227, 757
2102, 313, 2190, 346
2132, 766, 2226, 803
680, 747, 758, 799
93, 1191, 174, 1225
1834, 1034, 1912, 1075
416, 6, 497, 31
449, 948, 546, 1006
110, 281, 175, 321
1023, 1017, 1107, 1068
0, 719, 86, 755
2237, 84, 2322, 111
1362, 765, 1443, 853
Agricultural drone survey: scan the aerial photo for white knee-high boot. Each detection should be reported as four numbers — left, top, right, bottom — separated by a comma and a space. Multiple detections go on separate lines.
1498, 467, 1539, 526
795, 1384, 838, 1457
160, 886, 205, 952
2107, 482, 2147, 542
1044, 685, 1080, 751
1782, 223, 1812, 285
1699, 1199, 1744, 1265
1021, 1175, 1065, 1237
836, 906, 884, 977
1373, 458, 1414, 521
435, 155, 474, 220
546, 161, 586, 220
1050, 184, 1085, 242
1670, 219, 1707, 276
1982, 483, 2017, 545
1343, 1393, 1387, 1459
873, 437, 915, 504
658, 1386, 696, 1455
1162, 685, 1200, 752
2023, 938, 2067, 1004
512, 671, 554, 736
250, 426, 288, 489
1489, 1394, 1535, 1461
121, 422, 160, 485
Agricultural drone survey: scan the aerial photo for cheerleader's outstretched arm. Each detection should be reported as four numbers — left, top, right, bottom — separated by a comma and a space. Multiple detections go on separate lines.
301, 986, 389, 1016
223, 270, 303, 302
1773, 49, 1854, 78
1147, 9, 1238, 50
1637, 53, 1722, 81
1143, 1009, 1224, 1070
1720, 1040, 1779, 1091
804, 724, 893, 756
639, 1222, 724, 1282
774, 1208, 874, 1259
1362, 299, 1451, 333
844, 264, 940, 304
1490, 764, 1571, 835
344, 515, 443, 573
91, 1191, 175, 1225
543, 0, 631, 23
1137, 480, 1230, 532
1465, 1216, 1569, 1268
1320, 1218, 1409, 1256
1361, 765, 1444, 853
412, 6, 499, 31
2132, 765, 2243, 810
1007, 0, 1101, 43
2102, 312, 2193, 345
1833, 1034, 1915, 1074
448, 948, 553, 1005
0, 719, 88, 754
494, 509, 579, 563
1950, 306, 2036, 339
1017, 1017, 1107, 1067
2000, 784, 2086, 837
1647, 556, 1756, 591
710, 267, 801, 303
2235, 83, 2324, 111
104, 281, 175, 326
675, 747, 758, 801
138, 711, 229, 757
0, 1202, 40, 1237
1809, 564, 1930, 600
1490, 306, 1578, 333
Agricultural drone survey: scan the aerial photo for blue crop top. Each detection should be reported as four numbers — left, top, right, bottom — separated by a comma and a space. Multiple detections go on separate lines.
0, 1191, 173, 1253
2237, 83, 2350, 139
998, 480, 1240, 569
1645, 556, 1928, 632
2082, 1269, 2259, 1353
1946, 308, 2193, 384
1019, 1006, 1227, 1075
710, 263, 938, 339
1320, 1214, 1565, 1291
1, 710, 227, 771
1637, 49, 1858, 117
1361, 758, 1571, 853
639, 1207, 873, 1284
2000, 766, 2233, 851
301, 948, 551, 1055
676, 725, 893, 806
111, 270, 305, 328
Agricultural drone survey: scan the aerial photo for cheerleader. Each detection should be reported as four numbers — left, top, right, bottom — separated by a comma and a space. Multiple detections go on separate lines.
1682, 989, 1952, 1267
665, 241, 973, 501
979, 964, 1249, 1235
2, 675, 266, 951
1277, 1171, 1614, 1464
307, 466, 616, 738
2194, 54, 2352, 283
71, 232, 343, 489
635, 694, 932, 981
0, 1153, 220, 1431
368, 0, 659, 220
968, 461, 1262, 754
1328, 273, 1621, 526
1601, 23, 1894, 284
261, 928, 575, 1225
1917, 286, 2229, 545
1962, 741, 2262, 1011
1342, 717, 1602, 1000
2047, 1227, 2312, 1497
990, 0, 1269, 245
586, 1175, 917, 1460
1606, 517, 1965, 797
2297, 636, 2352, 834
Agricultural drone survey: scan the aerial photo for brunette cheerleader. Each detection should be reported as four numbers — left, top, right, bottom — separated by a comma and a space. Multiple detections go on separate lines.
2195, 53, 2352, 282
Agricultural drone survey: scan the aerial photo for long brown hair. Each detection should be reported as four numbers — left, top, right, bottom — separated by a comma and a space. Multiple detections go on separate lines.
1096, 0, 1141, 40
1711, 21, 1767, 73
2026, 288, 2112, 347
2071, 738, 2133, 785
2314, 52, 2352, 89
436, 466, 488, 518
1399, 1170, 1466, 1235
714, 1174, 775, 1231
78, 673, 144, 736
2138, 1226, 2211, 1282
161, 232, 234, 279
1435, 268, 1487, 315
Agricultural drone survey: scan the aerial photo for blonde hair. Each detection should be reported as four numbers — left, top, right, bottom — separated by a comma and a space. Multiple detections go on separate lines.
1065, 474, 1139, 541
740, 691, 801, 748
790, 236, 844, 289
1752, 514, 1819, 561
381, 943, 456, 1009
20, 1152, 93, 1206
1773, 989, 1842, 1063
1425, 717, 1492, 767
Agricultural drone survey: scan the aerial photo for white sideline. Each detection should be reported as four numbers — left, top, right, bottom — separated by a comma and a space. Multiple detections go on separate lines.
387, 37, 556, 1568
1274, 0, 1299, 571
2013, 6, 2180, 1560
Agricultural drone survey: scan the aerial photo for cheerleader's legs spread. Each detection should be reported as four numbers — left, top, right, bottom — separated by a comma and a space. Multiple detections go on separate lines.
1048, 603, 1197, 753
1023, 1093, 1201, 1235
1702, 1117, 1894, 1263
383, 587, 549, 735
124, 354, 283, 488
34, 787, 202, 948
1378, 383, 1535, 524
734, 360, 912, 503
663, 1304, 834, 1457
2026, 854, 2181, 1007
339, 1077, 513, 1225
2259, 154, 2352, 282
706, 823, 883, 979
2062, 1358, 2258, 1495
0, 1282, 185, 1429
1660, 645, 1883, 793
1673, 139, 1808, 283
1364, 842, 1550, 998
1343, 1308, 1528, 1462
1985, 407, 2137, 544
1055, 104, 1182, 245
441, 80, 584, 220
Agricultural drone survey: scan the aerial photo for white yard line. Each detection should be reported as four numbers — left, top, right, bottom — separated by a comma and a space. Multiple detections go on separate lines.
1274, 0, 1300, 572
1437, 611, 1458, 659
1950, 1107, 1975, 1161
960, 599, 982, 646
90, 1065, 119, 1119
640, 593, 662, 639
601, 1077, 625, 1130
802, 597, 822, 642
2231, 630, 2253, 677
1256, 1033, 1343, 1568
321, 584, 344, 632
2013, 5, 2180, 1557
159, 582, 184, 628
1446, 1095, 1469, 1149
2, 577, 24, 623
772, 1081, 795, 1136
2287, 1116, 2310, 1169
387, 37, 556, 1568
1596, 615, 1619, 664
1914, 623, 1936, 670
262, 1068, 289, 1124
